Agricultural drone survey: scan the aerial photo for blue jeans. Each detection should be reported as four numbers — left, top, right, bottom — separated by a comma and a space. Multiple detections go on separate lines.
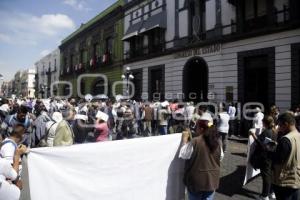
159, 125, 167, 135
188, 191, 215, 200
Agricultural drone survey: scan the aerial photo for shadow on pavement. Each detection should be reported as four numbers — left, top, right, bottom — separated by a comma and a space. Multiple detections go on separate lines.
217, 165, 260, 199
228, 136, 248, 144
231, 152, 247, 158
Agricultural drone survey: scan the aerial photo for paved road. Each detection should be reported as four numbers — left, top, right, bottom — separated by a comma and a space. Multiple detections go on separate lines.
215, 137, 262, 200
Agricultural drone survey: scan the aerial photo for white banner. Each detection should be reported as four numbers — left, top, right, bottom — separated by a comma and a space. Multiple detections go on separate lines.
243, 135, 260, 185
22, 134, 185, 200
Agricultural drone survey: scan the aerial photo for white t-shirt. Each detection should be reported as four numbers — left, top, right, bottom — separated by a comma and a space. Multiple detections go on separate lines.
253, 112, 264, 129
228, 106, 236, 120
185, 106, 195, 120
0, 139, 17, 164
217, 112, 230, 134
0, 158, 20, 200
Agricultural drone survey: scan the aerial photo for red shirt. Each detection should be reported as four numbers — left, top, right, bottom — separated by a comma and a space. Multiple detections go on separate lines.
95, 122, 109, 142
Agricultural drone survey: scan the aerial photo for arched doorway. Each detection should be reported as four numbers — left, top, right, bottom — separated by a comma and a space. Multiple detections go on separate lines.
63, 85, 70, 97
183, 57, 208, 102
80, 80, 85, 95
92, 78, 107, 96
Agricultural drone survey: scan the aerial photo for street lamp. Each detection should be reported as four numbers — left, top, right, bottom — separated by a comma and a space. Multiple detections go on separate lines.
121, 67, 134, 97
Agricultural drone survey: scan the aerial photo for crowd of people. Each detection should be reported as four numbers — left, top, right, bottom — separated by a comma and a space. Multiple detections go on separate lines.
0, 95, 299, 200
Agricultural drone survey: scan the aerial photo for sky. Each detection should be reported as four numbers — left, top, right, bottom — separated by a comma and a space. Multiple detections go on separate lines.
0, 0, 117, 81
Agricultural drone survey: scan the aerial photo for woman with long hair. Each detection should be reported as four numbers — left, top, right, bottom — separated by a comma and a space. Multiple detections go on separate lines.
250, 115, 277, 200
179, 116, 222, 200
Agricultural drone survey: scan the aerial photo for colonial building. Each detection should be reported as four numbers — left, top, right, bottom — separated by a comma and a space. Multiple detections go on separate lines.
20, 69, 36, 98
0, 81, 9, 97
123, 0, 300, 111
35, 49, 60, 98
12, 71, 22, 97
59, 0, 124, 98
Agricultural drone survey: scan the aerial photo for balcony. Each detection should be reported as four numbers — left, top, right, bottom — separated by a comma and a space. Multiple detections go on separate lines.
89, 53, 113, 70
74, 63, 86, 74
124, 43, 165, 61
60, 67, 73, 77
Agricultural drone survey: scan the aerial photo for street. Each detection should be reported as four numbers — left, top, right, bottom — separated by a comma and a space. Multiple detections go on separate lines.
215, 137, 262, 200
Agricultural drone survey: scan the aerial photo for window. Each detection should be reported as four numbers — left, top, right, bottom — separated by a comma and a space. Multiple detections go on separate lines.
63, 57, 67, 68
189, 0, 206, 38
147, 29, 164, 53
80, 49, 88, 64
93, 43, 100, 58
54, 59, 56, 67
71, 54, 76, 67
105, 37, 113, 55
129, 36, 143, 57
245, 0, 267, 19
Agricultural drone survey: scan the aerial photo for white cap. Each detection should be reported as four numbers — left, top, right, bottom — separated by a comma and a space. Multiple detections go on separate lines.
161, 101, 169, 107
153, 102, 160, 107
74, 114, 88, 121
96, 111, 109, 122
52, 112, 63, 123
115, 94, 123, 102
199, 112, 213, 123
0, 104, 10, 113
79, 105, 88, 114
85, 94, 93, 102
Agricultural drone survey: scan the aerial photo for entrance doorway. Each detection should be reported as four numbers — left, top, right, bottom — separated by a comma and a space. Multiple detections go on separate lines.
131, 69, 143, 101
238, 48, 275, 136
148, 66, 164, 101
238, 48, 275, 110
244, 55, 269, 107
183, 57, 208, 102
92, 78, 105, 96
63, 85, 70, 97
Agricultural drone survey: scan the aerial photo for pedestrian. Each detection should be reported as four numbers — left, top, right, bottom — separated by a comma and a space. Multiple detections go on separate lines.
228, 102, 236, 137
0, 144, 27, 200
217, 103, 230, 153
95, 111, 109, 142
271, 112, 300, 200
72, 111, 93, 144
179, 115, 222, 200
52, 112, 74, 147
0, 105, 32, 146
158, 102, 170, 135
0, 124, 26, 163
250, 115, 277, 200
253, 107, 264, 130
142, 104, 153, 136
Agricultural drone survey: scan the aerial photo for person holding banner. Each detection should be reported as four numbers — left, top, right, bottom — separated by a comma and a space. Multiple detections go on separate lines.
0, 143, 27, 200
179, 115, 222, 200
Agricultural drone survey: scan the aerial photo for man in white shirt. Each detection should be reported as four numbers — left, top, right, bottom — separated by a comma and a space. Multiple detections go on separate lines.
217, 103, 230, 152
0, 144, 27, 200
228, 103, 236, 137
1, 124, 26, 164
